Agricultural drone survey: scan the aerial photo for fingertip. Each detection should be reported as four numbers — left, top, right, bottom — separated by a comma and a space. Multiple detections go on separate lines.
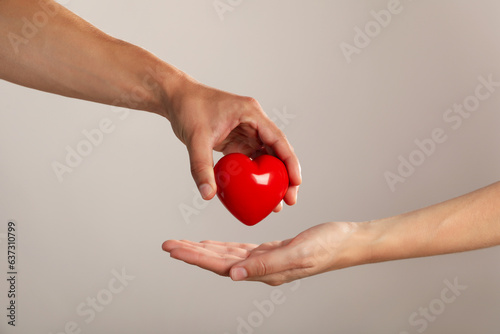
283, 186, 299, 206
187, 138, 216, 199
273, 201, 283, 213
296, 162, 302, 185
199, 183, 216, 200
230, 267, 248, 281
162, 240, 174, 252
287, 160, 302, 187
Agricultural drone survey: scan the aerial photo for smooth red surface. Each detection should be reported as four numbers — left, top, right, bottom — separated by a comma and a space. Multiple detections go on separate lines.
214, 153, 289, 226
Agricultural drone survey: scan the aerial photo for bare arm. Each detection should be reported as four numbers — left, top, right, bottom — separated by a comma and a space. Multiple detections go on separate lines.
368, 180, 500, 263
164, 181, 500, 285
0, 0, 174, 113
0, 0, 301, 203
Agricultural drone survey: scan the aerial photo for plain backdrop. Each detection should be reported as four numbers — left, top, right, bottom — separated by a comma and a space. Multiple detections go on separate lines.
1, 1, 500, 333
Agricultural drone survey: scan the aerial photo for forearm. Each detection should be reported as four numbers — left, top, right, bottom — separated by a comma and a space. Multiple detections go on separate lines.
0, 0, 181, 116
363, 181, 500, 265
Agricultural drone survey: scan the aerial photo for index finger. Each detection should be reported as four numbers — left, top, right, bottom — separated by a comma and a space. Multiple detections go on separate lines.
257, 117, 302, 203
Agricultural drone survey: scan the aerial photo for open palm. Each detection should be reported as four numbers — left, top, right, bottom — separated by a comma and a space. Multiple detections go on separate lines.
163, 222, 359, 286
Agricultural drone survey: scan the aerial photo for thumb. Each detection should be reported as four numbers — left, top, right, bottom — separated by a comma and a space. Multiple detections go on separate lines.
229, 248, 292, 281
187, 136, 216, 200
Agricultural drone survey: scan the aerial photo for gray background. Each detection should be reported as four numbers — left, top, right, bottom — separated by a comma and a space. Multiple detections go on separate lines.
1, 0, 500, 333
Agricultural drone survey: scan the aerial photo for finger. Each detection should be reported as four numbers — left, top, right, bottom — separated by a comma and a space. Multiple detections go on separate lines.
162, 240, 193, 252
283, 185, 299, 206
194, 241, 252, 258
163, 240, 250, 259
252, 240, 284, 251
164, 239, 253, 258
229, 246, 297, 281
168, 245, 244, 276
187, 134, 216, 200
200, 239, 290, 252
256, 118, 302, 198
273, 200, 283, 213
200, 240, 259, 251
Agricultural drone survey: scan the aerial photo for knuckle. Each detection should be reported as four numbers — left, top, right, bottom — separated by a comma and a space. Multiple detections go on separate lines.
237, 96, 264, 117
190, 162, 206, 177
255, 258, 268, 276
267, 125, 287, 145
276, 128, 287, 140
243, 96, 259, 108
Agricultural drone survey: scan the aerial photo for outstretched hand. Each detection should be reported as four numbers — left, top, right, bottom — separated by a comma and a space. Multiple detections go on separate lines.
162, 222, 364, 286
164, 74, 301, 211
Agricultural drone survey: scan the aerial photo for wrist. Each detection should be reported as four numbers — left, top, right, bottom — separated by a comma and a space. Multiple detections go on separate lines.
360, 215, 414, 265
319, 221, 380, 272
149, 61, 189, 121
101, 41, 187, 117
357, 219, 389, 266
330, 219, 398, 271
340, 221, 382, 268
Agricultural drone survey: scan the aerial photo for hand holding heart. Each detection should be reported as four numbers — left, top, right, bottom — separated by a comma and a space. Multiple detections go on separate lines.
166, 74, 301, 210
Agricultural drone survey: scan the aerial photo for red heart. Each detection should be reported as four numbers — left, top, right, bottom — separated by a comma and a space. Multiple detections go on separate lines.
214, 153, 289, 226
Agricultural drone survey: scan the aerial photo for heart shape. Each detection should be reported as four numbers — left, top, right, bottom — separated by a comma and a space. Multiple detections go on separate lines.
214, 153, 289, 226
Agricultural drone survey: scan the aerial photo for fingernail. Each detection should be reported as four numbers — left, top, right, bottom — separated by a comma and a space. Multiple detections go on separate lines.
199, 183, 213, 200
231, 267, 248, 281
